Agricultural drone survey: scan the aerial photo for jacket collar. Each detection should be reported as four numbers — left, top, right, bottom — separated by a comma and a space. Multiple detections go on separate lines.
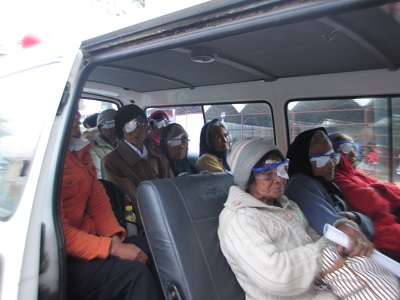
225, 185, 290, 210
116, 138, 160, 167
337, 156, 356, 174
69, 137, 90, 152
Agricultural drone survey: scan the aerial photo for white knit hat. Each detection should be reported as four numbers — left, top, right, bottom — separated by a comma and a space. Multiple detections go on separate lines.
227, 139, 281, 190
97, 109, 117, 127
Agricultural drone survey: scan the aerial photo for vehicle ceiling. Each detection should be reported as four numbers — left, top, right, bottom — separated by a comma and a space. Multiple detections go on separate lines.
81, 0, 400, 95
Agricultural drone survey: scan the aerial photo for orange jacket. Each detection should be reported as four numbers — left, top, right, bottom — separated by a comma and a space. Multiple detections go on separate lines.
61, 142, 125, 260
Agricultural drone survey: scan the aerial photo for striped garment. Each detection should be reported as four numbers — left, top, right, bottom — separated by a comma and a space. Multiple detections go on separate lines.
320, 246, 400, 299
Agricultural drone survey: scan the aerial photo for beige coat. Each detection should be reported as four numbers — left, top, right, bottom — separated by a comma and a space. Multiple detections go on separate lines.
218, 186, 333, 300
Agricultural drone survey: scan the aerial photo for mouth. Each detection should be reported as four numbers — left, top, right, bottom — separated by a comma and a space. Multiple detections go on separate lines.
270, 185, 284, 193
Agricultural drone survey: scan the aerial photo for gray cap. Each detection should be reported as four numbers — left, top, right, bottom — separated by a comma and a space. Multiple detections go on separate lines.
97, 109, 117, 127
227, 139, 281, 190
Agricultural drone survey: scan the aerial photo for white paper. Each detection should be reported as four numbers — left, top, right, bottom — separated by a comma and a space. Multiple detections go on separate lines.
323, 224, 400, 277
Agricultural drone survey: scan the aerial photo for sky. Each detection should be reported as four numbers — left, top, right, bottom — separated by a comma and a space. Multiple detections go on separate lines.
0, 0, 209, 45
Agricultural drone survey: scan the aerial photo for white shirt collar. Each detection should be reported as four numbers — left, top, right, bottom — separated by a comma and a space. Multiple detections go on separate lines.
124, 139, 148, 158
69, 137, 90, 151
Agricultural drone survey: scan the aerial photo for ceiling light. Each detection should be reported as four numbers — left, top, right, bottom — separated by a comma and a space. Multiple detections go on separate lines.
190, 50, 217, 63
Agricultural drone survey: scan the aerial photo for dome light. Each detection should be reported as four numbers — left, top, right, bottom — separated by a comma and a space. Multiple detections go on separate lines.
190, 50, 217, 63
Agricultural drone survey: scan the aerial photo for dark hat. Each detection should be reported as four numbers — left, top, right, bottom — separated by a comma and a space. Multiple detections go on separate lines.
114, 104, 146, 138
83, 113, 99, 128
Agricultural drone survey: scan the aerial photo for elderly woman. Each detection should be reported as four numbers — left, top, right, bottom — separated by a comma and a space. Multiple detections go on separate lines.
196, 119, 230, 172
329, 132, 400, 261
218, 139, 335, 299
218, 139, 399, 300
159, 123, 199, 177
103, 104, 174, 236
285, 127, 374, 256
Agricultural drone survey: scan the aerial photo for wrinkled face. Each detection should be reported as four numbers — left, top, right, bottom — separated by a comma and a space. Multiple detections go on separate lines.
211, 125, 229, 153
310, 139, 336, 181
99, 126, 117, 143
249, 153, 286, 203
123, 117, 148, 148
71, 111, 82, 138
335, 137, 358, 165
167, 126, 189, 161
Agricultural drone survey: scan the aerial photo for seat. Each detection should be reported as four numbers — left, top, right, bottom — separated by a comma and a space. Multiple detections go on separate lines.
137, 172, 245, 300
99, 179, 138, 236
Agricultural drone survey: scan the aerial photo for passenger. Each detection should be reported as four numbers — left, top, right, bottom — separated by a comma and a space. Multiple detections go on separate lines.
218, 139, 399, 300
329, 132, 400, 261
82, 112, 99, 139
87, 109, 118, 178
148, 110, 170, 146
285, 127, 374, 245
103, 104, 174, 236
159, 123, 199, 177
196, 119, 230, 173
61, 110, 161, 300
82, 112, 99, 129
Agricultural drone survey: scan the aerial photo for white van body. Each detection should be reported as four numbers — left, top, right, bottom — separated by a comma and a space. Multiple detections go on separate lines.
1, 0, 400, 299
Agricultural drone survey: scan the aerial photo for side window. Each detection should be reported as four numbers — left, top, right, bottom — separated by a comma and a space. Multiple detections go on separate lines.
286, 97, 400, 184
146, 106, 203, 156
205, 103, 274, 145
146, 102, 274, 157
79, 99, 119, 137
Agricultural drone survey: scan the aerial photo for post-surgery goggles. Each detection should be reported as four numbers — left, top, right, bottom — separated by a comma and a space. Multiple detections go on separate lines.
252, 159, 289, 180
151, 119, 171, 129
309, 151, 341, 168
333, 141, 359, 154
161, 133, 189, 147
124, 117, 149, 133
99, 120, 115, 129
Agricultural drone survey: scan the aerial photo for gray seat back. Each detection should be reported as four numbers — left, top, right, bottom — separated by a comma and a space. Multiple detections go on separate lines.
137, 172, 245, 300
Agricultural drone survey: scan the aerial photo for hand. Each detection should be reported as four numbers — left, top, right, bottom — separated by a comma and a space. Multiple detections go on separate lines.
337, 211, 360, 223
109, 235, 148, 263
336, 224, 374, 258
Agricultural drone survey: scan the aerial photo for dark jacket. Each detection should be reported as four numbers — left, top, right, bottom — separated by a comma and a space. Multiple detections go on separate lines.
103, 138, 174, 235
285, 127, 374, 238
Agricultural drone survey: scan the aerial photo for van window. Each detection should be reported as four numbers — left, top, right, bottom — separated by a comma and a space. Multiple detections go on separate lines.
147, 102, 274, 156
79, 99, 118, 137
286, 97, 400, 183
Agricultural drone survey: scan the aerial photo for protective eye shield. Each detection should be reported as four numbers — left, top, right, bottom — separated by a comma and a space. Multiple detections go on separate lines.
99, 121, 115, 129
252, 159, 289, 180
124, 118, 149, 133
162, 133, 189, 147
151, 119, 171, 129
333, 141, 359, 154
309, 153, 341, 168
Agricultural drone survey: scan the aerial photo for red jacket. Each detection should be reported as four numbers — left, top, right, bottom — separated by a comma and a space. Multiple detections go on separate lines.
334, 157, 400, 253
61, 142, 125, 260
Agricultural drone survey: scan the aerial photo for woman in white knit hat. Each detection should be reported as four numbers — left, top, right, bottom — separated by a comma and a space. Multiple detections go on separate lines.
217, 139, 399, 300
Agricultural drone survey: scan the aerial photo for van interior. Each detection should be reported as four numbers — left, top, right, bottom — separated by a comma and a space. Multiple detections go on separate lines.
9, 0, 400, 299
63, 1, 400, 299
